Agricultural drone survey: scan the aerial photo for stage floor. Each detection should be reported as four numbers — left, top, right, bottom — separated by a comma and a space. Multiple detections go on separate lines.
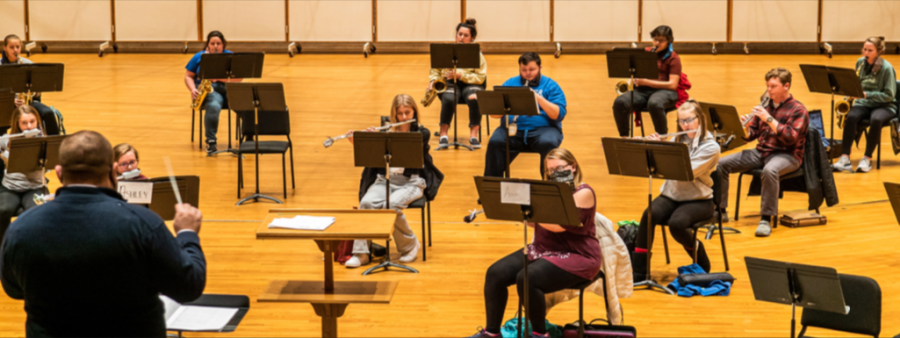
1, 53, 898, 337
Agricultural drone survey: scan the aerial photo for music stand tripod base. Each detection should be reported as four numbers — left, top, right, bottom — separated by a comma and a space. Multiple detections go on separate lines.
634, 279, 674, 295
704, 224, 741, 240
236, 193, 282, 206
436, 142, 474, 151
362, 240, 418, 275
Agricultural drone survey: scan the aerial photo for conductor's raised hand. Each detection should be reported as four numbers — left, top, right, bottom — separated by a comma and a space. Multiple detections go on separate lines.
173, 203, 203, 234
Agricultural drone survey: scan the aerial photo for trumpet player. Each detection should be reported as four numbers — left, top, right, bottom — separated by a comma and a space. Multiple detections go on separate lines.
612, 25, 684, 137
833, 36, 897, 173
344, 94, 443, 268
1, 34, 62, 136
719, 68, 808, 237
429, 18, 487, 148
184, 31, 237, 155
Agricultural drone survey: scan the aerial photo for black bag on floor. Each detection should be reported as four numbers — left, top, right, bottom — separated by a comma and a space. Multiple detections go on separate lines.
616, 221, 638, 261
562, 319, 637, 338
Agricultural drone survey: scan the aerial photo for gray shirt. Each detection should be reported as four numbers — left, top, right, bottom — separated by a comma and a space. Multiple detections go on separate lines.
659, 131, 720, 201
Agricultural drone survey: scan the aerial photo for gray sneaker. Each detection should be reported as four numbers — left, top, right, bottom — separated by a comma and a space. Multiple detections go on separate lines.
832, 156, 851, 172
470, 137, 481, 149
755, 220, 772, 237
439, 136, 449, 146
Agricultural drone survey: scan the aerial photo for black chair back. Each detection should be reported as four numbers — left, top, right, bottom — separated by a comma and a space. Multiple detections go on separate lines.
238, 110, 290, 138
800, 273, 881, 337
710, 168, 722, 207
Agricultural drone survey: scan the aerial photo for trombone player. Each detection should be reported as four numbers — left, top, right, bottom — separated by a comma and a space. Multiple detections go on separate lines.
184, 31, 239, 155
426, 18, 487, 149
832, 36, 897, 173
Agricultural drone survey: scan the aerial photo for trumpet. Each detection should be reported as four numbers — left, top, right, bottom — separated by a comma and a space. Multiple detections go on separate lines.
421, 79, 448, 107
615, 80, 632, 96
835, 97, 854, 129
322, 119, 417, 148
192, 79, 212, 110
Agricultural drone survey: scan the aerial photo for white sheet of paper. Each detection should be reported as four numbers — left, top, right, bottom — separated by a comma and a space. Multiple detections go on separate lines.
118, 181, 153, 204
268, 215, 335, 231
501, 182, 530, 205
166, 305, 238, 331
159, 295, 181, 322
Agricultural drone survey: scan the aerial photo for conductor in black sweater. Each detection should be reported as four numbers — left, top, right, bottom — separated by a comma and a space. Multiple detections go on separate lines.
0, 130, 206, 337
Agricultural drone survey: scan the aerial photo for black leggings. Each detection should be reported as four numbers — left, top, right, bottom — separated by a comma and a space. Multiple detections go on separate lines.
612, 86, 678, 137
841, 106, 895, 157
636, 195, 713, 251
439, 82, 483, 128
483, 250, 589, 334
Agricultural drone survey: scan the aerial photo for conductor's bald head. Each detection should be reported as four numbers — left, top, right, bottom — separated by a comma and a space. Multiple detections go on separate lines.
55, 131, 116, 188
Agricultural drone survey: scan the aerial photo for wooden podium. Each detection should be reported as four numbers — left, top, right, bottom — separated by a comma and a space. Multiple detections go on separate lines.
256, 209, 400, 338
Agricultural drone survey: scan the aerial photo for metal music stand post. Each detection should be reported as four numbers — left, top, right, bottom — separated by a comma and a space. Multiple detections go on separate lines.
226, 82, 287, 205
745, 257, 848, 338
697, 101, 746, 239
798, 64, 864, 159
602, 137, 694, 295
473, 176, 581, 338
430, 43, 480, 151
606, 48, 658, 137
352, 131, 423, 275
199, 53, 265, 156
477, 87, 540, 178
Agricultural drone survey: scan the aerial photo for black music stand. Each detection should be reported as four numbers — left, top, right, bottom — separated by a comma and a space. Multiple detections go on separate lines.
603, 137, 693, 295
697, 102, 745, 239
799, 64, 864, 157
7, 135, 67, 199
226, 82, 286, 205
745, 257, 848, 338
353, 131, 423, 275
477, 87, 540, 178
121, 175, 200, 221
0, 91, 15, 133
0, 63, 65, 105
430, 43, 481, 151
885, 182, 900, 225
199, 53, 265, 156
474, 176, 580, 338
606, 48, 658, 137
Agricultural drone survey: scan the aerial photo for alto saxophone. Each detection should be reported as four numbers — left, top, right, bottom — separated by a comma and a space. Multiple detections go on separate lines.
836, 62, 865, 129
420, 78, 447, 107
192, 80, 212, 110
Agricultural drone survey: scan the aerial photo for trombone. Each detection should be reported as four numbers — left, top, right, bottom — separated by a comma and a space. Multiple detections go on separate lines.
322, 119, 417, 148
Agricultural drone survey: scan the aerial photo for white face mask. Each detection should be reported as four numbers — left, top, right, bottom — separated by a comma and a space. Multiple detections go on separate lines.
119, 168, 142, 180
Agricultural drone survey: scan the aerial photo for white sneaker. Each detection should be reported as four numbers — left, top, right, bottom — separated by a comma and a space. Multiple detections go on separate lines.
345, 254, 370, 268
832, 156, 852, 172
856, 157, 872, 173
399, 241, 420, 263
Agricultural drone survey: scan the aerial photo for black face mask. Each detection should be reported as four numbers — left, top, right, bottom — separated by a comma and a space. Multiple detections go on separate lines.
521, 71, 542, 87
549, 169, 575, 190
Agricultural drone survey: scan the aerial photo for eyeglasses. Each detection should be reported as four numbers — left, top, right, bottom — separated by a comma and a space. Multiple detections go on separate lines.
118, 160, 137, 169
548, 164, 572, 172
677, 116, 698, 125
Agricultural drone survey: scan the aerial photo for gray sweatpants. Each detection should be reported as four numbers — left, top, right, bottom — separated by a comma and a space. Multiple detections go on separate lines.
719, 149, 801, 217
353, 174, 425, 255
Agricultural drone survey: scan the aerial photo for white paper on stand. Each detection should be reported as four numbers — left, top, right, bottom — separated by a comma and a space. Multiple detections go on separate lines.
159, 295, 238, 331
268, 215, 336, 230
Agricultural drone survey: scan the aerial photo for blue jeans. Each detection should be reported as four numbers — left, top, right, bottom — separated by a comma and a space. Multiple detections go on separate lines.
483, 126, 563, 177
203, 82, 229, 144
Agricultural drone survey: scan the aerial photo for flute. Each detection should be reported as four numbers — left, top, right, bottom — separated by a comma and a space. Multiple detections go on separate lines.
322, 119, 417, 148
637, 129, 698, 140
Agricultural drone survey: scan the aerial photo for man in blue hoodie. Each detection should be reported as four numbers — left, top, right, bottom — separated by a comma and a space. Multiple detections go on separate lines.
484, 52, 567, 177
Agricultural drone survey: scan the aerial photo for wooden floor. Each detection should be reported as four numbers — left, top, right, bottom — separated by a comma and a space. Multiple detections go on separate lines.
1, 53, 899, 337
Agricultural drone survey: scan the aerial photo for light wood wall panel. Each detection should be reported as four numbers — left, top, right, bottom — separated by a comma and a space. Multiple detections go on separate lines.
377, 0, 460, 42
732, 0, 818, 42
822, 0, 900, 41
554, 0, 638, 42
0, 1, 26, 40
29, 0, 111, 41
289, 0, 371, 41
115, 0, 197, 41
642, 0, 726, 42
203, 0, 285, 41
466, 0, 550, 42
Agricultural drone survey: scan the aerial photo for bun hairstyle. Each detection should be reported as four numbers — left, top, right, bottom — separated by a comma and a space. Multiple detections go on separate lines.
865, 36, 886, 56
205, 30, 227, 50
456, 18, 478, 40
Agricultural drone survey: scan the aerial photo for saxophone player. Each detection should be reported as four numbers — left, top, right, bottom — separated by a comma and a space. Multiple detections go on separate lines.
184, 31, 238, 155
833, 36, 897, 173
428, 18, 487, 149
1, 34, 62, 136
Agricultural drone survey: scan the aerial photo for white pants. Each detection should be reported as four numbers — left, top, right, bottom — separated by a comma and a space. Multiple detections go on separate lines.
352, 174, 425, 255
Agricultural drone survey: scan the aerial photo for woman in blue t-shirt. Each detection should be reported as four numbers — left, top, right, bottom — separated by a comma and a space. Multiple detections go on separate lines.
184, 31, 237, 155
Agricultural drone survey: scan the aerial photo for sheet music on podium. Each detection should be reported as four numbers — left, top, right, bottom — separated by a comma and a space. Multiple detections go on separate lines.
160, 295, 238, 331
268, 215, 336, 230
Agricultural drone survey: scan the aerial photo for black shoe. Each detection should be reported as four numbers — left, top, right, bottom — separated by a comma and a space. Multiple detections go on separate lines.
713, 210, 730, 223
686, 242, 711, 273
206, 142, 217, 155
631, 252, 649, 282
